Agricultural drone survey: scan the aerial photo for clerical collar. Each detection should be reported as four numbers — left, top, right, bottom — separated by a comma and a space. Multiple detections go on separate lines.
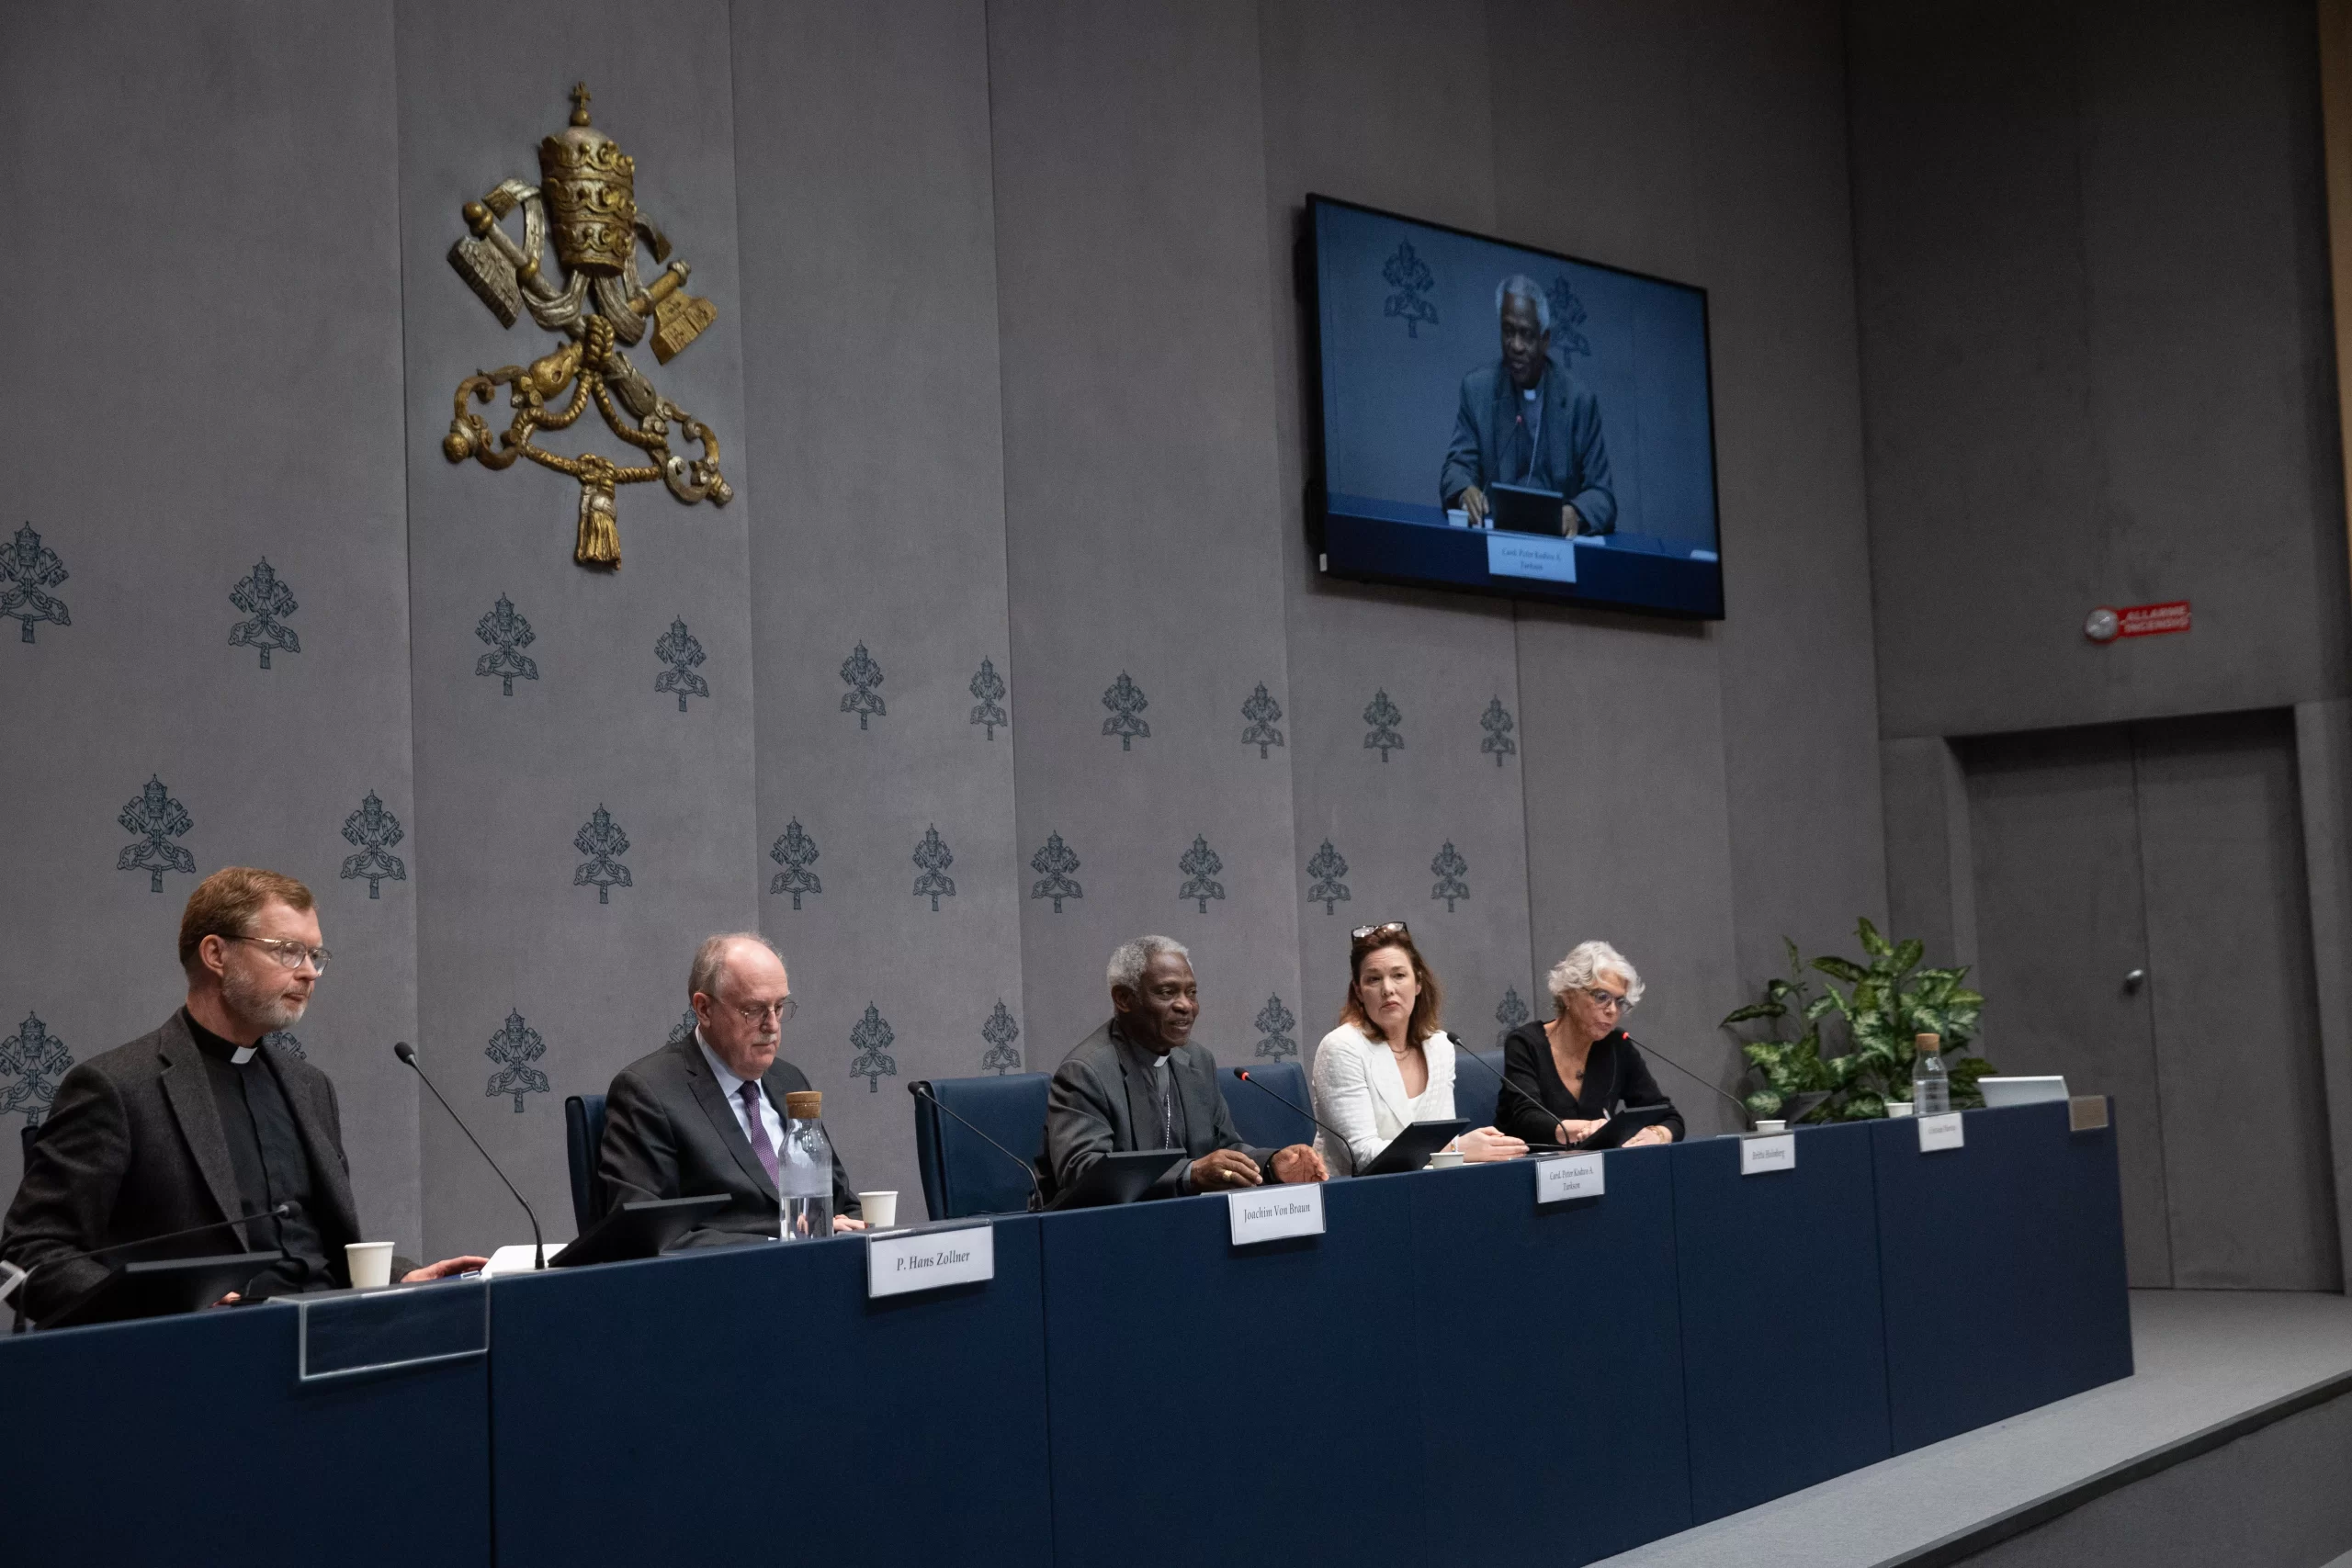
1522, 386, 1538, 400
184, 1008, 261, 1066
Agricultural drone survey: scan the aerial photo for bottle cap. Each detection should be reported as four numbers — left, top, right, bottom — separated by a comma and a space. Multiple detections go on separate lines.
784, 1090, 822, 1119
1914, 1032, 1941, 1051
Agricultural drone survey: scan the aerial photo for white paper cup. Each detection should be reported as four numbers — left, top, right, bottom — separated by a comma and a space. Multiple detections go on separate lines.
345, 1241, 394, 1290
1427, 1150, 1465, 1169
858, 1191, 899, 1229
1886, 1101, 1916, 1118
1754, 1120, 1788, 1134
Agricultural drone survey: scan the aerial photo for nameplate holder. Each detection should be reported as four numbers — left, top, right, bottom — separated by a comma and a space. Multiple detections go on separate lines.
1739, 1133, 1796, 1176
866, 1224, 994, 1299
1228, 1185, 1326, 1246
1536, 1153, 1605, 1204
295, 1278, 488, 1382
1917, 1112, 1964, 1153
2068, 1095, 2109, 1133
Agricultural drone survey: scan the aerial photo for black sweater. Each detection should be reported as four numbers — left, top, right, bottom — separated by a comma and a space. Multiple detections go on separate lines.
1496, 1023, 1685, 1145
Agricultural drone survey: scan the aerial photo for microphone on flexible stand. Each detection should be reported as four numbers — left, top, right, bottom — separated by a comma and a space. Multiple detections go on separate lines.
394, 1041, 543, 1269
1231, 1069, 1355, 1166
1450, 1045, 1574, 1150
1622, 1034, 1753, 1133
908, 1082, 1045, 1213
3, 1202, 297, 1329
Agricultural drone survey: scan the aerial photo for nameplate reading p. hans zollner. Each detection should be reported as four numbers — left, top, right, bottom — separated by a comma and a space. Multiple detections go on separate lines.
1739, 1133, 1797, 1176
1536, 1153, 1605, 1204
1228, 1186, 1326, 1246
866, 1224, 995, 1300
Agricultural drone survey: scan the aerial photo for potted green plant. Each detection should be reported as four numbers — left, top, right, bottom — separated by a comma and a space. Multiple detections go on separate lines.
1722, 919, 1992, 1122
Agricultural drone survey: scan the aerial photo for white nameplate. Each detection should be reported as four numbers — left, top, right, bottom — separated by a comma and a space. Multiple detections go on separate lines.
1740, 1133, 1796, 1175
1917, 1112, 1965, 1153
1227, 1185, 1326, 1246
1487, 531, 1577, 582
1536, 1153, 1605, 1204
865, 1224, 994, 1299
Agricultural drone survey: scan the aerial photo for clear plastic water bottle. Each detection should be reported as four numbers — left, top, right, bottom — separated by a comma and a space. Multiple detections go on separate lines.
778, 1089, 834, 1241
1912, 1032, 1951, 1117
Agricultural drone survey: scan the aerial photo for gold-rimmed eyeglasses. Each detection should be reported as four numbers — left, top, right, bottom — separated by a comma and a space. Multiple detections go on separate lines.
231, 935, 334, 974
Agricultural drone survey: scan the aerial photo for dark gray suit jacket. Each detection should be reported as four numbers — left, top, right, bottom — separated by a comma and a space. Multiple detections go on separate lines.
1, 1011, 372, 1324
1044, 1020, 1273, 1201
1439, 360, 1617, 533
597, 1035, 861, 1246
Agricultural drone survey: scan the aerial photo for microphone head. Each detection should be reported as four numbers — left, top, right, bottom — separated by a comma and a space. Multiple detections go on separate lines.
393, 1041, 416, 1065
1236, 1070, 1252, 1081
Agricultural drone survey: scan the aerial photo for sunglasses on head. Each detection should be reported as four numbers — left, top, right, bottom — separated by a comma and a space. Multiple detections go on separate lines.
1350, 921, 1409, 942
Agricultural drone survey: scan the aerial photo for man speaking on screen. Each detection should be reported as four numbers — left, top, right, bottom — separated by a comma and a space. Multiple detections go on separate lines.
1440, 274, 1616, 536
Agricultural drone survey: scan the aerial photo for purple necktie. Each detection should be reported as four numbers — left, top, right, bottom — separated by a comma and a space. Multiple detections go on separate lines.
739, 1080, 780, 1188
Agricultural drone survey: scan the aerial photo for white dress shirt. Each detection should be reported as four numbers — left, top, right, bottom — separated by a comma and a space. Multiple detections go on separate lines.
1308, 1023, 1461, 1177
695, 1029, 786, 1156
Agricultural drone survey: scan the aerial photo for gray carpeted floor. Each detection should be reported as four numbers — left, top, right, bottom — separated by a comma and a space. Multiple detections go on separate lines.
1593, 1290, 2352, 1568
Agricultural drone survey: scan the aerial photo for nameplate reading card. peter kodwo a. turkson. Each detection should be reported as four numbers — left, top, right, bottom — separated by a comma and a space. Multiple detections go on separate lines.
866, 1224, 995, 1300
1228, 1186, 1327, 1246
1536, 1153, 1605, 1204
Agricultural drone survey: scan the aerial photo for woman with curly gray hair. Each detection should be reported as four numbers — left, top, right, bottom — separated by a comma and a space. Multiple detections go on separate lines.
1496, 941, 1681, 1149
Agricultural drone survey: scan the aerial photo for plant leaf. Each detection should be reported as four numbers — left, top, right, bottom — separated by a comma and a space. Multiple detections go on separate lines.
1723, 1001, 1787, 1025
1857, 917, 1891, 957
1812, 955, 1869, 984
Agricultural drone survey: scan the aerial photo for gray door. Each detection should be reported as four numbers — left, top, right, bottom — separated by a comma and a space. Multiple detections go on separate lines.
1962, 724, 2172, 1286
1960, 710, 2337, 1290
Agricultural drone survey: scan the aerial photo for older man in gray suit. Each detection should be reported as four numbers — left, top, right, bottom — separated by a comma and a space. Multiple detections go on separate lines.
598, 932, 865, 1243
1440, 273, 1616, 535
1046, 935, 1325, 1200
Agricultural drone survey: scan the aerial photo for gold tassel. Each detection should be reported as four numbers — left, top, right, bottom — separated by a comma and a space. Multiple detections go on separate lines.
574, 475, 621, 568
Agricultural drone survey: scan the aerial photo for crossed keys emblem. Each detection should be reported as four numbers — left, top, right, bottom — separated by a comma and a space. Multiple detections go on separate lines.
441, 84, 731, 569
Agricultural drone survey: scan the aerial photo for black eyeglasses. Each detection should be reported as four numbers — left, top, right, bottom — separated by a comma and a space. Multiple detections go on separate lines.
1351, 921, 1410, 942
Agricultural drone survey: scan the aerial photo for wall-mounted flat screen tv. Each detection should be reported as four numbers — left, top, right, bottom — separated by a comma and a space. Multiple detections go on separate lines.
1306, 196, 1722, 618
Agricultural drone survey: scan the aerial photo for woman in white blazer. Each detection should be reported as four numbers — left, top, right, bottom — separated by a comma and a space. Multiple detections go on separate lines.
1309, 921, 1526, 1176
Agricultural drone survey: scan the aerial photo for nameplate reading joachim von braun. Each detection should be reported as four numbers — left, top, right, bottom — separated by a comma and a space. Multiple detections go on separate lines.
1227, 1185, 1327, 1246
866, 1224, 996, 1299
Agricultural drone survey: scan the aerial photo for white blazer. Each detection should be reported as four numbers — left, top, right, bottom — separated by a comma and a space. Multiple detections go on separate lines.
1309, 1023, 1461, 1177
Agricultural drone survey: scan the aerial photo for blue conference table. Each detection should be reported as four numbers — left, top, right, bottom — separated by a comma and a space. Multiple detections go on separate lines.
1, 1103, 2128, 1565
488, 1216, 1052, 1568
1, 1278, 491, 1568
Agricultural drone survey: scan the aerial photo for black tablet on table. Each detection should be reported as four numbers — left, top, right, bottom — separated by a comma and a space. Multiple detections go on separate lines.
1046, 1150, 1189, 1211
551, 1193, 729, 1268
44, 1250, 288, 1328
1573, 1102, 1676, 1152
1362, 1118, 1473, 1177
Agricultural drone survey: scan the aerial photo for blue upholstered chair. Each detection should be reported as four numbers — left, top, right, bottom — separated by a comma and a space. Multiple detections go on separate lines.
911, 1073, 1051, 1221
1453, 1049, 1508, 1133
1221, 1060, 1314, 1153
563, 1093, 610, 1234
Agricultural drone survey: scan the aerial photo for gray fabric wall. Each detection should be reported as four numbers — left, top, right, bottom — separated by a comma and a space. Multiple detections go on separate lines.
1850, 0, 2349, 742
0, 0, 1888, 1256
1850, 0, 2352, 1292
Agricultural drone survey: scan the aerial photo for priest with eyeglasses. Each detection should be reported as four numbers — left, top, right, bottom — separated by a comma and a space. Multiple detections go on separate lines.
1, 867, 486, 1325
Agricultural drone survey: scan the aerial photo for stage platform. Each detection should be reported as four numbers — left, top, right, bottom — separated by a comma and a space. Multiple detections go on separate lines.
1600, 1290, 2352, 1568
